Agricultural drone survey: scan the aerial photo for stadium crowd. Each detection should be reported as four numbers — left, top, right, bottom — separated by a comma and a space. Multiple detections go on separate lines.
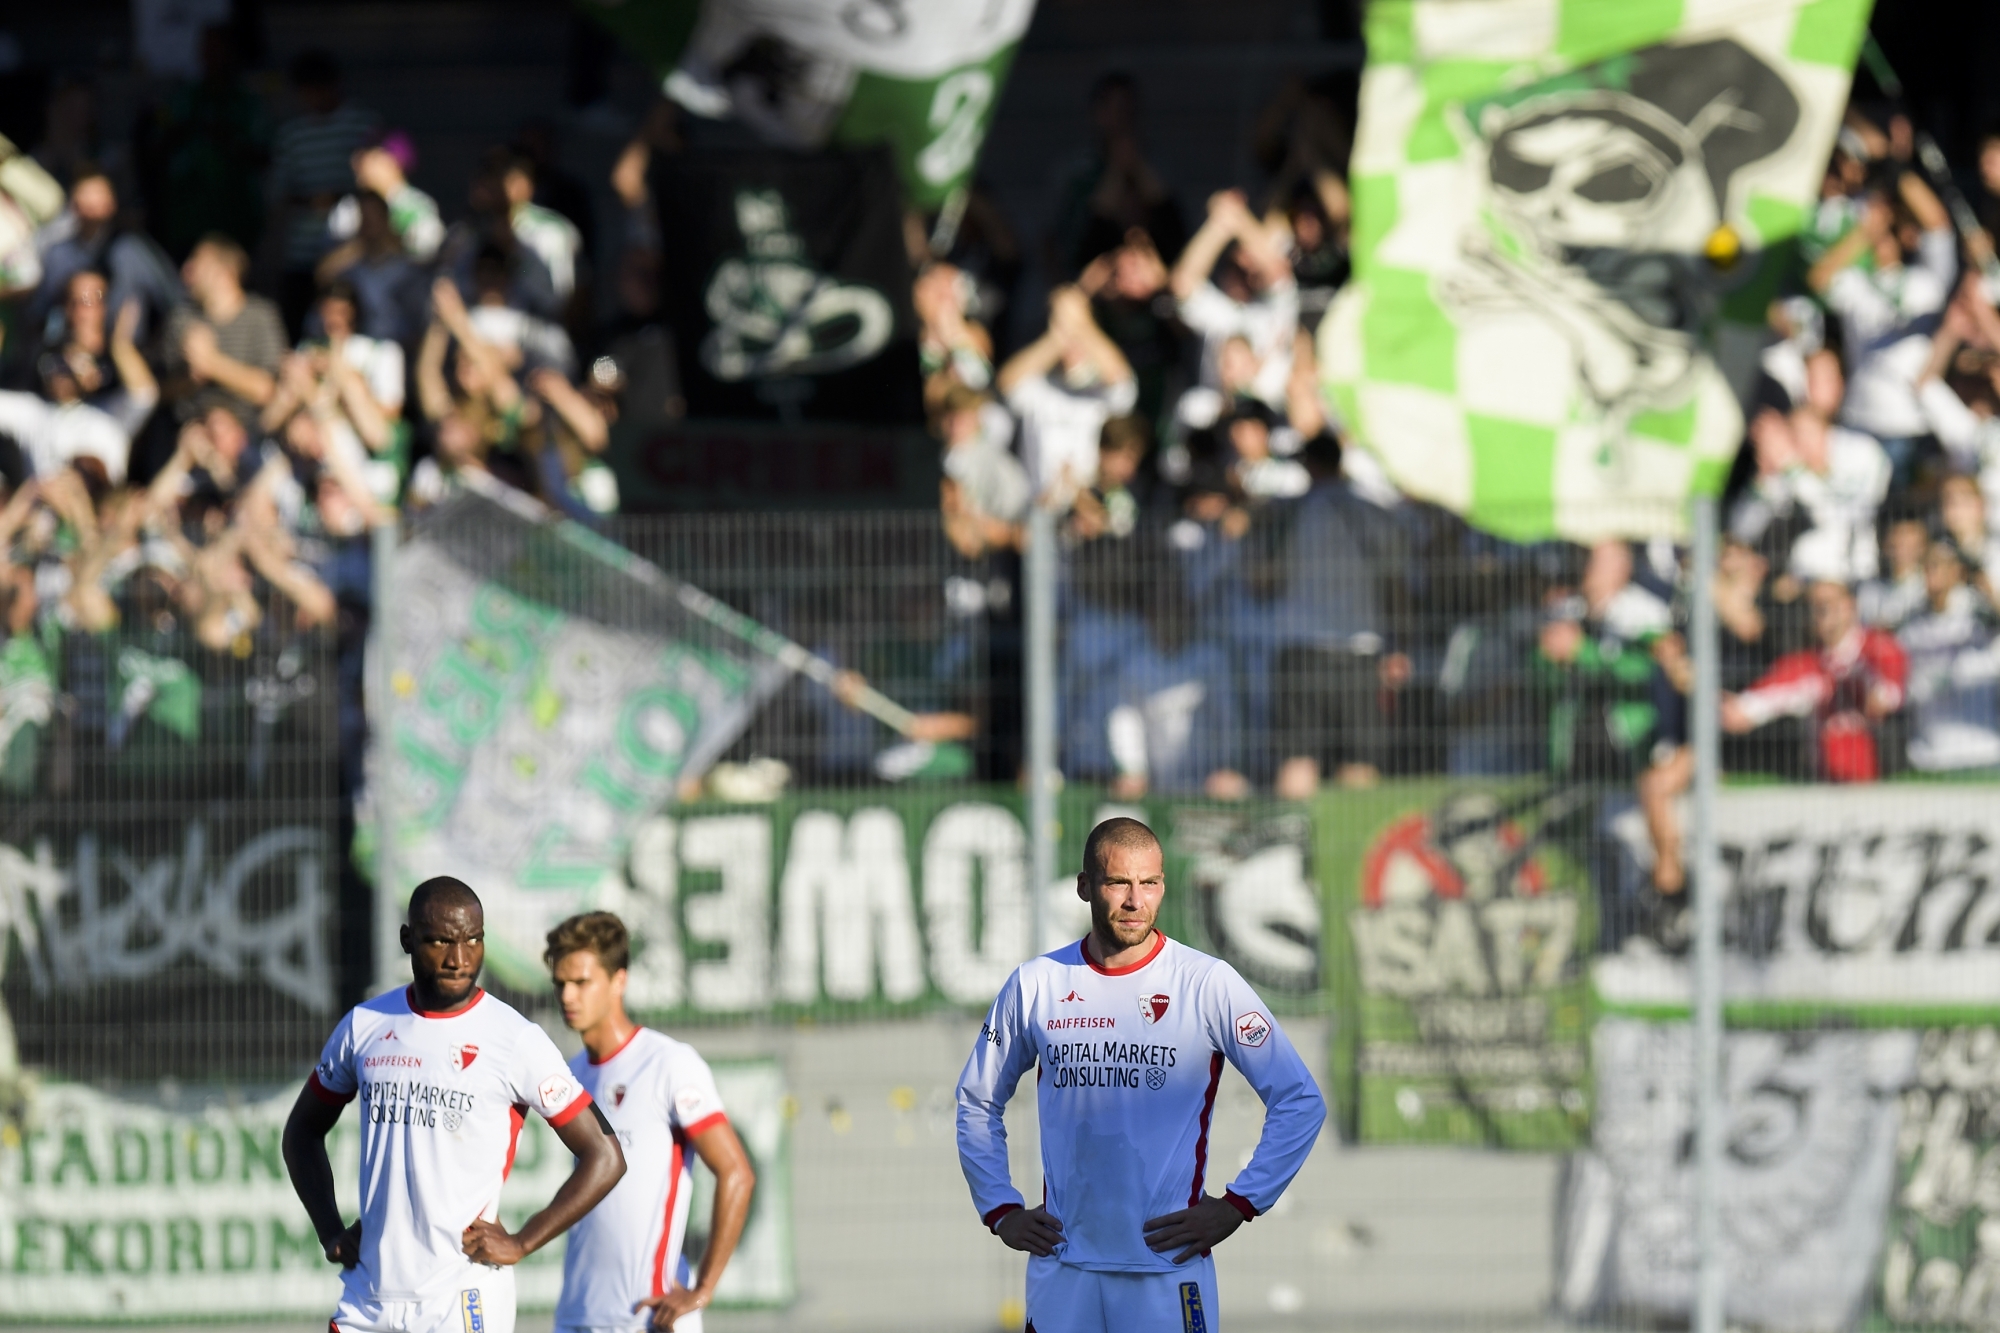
1, 43, 1998, 933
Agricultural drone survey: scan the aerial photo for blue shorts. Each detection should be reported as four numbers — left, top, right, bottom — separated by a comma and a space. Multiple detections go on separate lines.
1026, 1254, 1220, 1333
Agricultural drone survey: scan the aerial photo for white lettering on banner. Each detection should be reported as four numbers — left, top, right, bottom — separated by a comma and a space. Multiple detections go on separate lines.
1350, 897, 1577, 998
1596, 787, 2000, 1007
917, 68, 995, 185
680, 816, 772, 1011
776, 809, 925, 1004
619, 816, 684, 1010
922, 803, 1030, 1005
0, 1062, 794, 1318
1557, 1020, 1915, 1329
0, 825, 331, 1013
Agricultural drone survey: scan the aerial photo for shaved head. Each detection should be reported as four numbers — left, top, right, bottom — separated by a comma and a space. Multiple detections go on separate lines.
1082, 817, 1161, 883
409, 876, 482, 926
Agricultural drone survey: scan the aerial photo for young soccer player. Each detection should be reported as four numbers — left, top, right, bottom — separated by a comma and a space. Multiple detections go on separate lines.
547, 912, 756, 1333
283, 877, 626, 1333
956, 817, 1326, 1332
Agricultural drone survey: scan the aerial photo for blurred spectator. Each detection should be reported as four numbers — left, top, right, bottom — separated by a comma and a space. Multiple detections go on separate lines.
1078, 228, 1182, 428
1729, 352, 1890, 582
1537, 540, 1672, 787
326, 134, 444, 265
513, 119, 593, 257
0, 296, 155, 484
162, 235, 285, 424
998, 285, 1135, 508
1269, 441, 1410, 799
502, 154, 582, 311
32, 75, 128, 194
914, 261, 994, 408
1940, 473, 2000, 607
1898, 536, 2000, 771
139, 23, 269, 260
1808, 170, 1953, 485
269, 51, 379, 335
1723, 578, 1906, 782
1275, 175, 1350, 332
315, 190, 427, 345
1048, 72, 1186, 279
1918, 280, 2000, 516
1860, 514, 1932, 629
935, 383, 1026, 559
1171, 190, 1298, 406
261, 281, 405, 504
29, 169, 182, 339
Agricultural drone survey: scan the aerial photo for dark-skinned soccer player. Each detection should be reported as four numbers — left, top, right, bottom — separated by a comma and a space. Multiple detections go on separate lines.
283, 877, 626, 1333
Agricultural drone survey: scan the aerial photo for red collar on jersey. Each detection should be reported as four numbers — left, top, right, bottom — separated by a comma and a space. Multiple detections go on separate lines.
1081, 929, 1164, 976
405, 986, 487, 1019
588, 1024, 645, 1065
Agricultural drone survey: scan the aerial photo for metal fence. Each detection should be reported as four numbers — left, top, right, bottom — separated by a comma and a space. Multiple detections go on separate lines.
4, 490, 2000, 1331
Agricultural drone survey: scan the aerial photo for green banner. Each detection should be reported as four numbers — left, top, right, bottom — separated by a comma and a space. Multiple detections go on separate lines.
579, 0, 1036, 208
1322, 780, 1594, 1148
373, 484, 786, 990
453, 787, 1325, 1021
1320, 0, 1868, 542
0, 1061, 793, 1320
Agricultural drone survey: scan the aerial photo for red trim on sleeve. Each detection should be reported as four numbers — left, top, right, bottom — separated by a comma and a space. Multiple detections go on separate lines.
404, 986, 486, 1019
680, 1110, 728, 1140
503, 1105, 526, 1180
1081, 929, 1165, 976
650, 1141, 685, 1297
307, 1071, 355, 1107
1223, 1190, 1258, 1221
587, 1024, 646, 1065
1188, 1052, 1224, 1207
983, 1203, 1023, 1232
546, 1089, 595, 1129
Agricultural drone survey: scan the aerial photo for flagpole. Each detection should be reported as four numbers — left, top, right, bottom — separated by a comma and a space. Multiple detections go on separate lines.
1025, 504, 1058, 958
1691, 494, 1725, 1333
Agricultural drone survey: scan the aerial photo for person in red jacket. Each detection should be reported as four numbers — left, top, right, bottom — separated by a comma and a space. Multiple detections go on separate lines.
1721, 578, 1907, 781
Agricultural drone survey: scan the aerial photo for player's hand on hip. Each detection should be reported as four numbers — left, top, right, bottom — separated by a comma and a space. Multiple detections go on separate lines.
323, 1221, 361, 1269
635, 1287, 708, 1331
995, 1206, 1065, 1257
1144, 1195, 1245, 1264
461, 1217, 528, 1266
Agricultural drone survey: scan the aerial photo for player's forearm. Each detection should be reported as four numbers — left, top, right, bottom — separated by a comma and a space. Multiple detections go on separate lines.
694, 1162, 756, 1298
516, 1128, 625, 1254
281, 1111, 347, 1244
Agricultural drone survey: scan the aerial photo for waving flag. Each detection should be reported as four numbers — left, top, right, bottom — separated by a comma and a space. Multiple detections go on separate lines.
1320, 0, 1870, 541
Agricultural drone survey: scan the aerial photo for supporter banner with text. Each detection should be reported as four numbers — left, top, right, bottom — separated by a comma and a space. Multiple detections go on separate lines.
651, 148, 923, 424
373, 485, 787, 991
459, 789, 1324, 1020
1594, 785, 2000, 1020
1321, 0, 1869, 542
582, 0, 1037, 208
1322, 781, 1594, 1148
0, 1060, 793, 1320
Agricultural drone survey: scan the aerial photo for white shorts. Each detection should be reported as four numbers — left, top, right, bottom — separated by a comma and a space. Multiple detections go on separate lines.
332, 1267, 515, 1333
553, 1316, 702, 1333
1026, 1254, 1219, 1333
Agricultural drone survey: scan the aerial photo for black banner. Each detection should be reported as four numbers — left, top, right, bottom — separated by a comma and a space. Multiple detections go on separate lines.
653, 146, 921, 424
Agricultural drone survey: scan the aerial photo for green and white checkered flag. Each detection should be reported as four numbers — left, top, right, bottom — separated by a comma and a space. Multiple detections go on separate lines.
1320, 0, 1871, 542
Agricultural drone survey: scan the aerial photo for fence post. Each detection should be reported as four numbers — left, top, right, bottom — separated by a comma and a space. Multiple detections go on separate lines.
1691, 494, 1724, 1333
370, 517, 401, 994
1025, 504, 1057, 957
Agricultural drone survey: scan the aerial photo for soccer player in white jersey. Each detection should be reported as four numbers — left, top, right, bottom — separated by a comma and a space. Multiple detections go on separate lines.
283, 877, 626, 1333
546, 912, 756, 1333
956, 817, 1327, 1332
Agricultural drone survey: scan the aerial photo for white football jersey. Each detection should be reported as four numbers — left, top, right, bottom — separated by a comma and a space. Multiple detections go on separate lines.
956, 932, 1325, 1271
309, 988, 593, 1302
555, 1028, 728, 1331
